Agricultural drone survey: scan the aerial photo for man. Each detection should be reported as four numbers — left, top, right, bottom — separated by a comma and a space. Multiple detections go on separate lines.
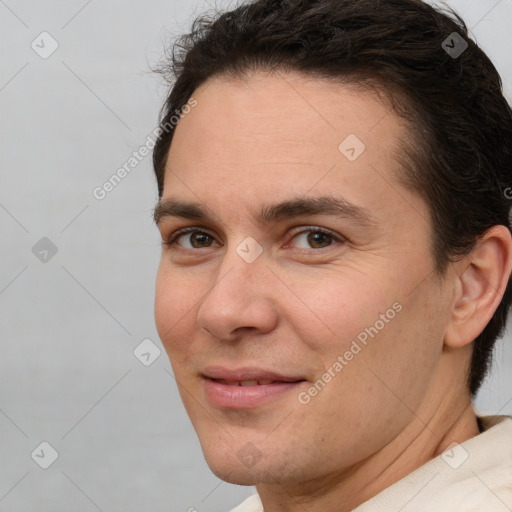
151, 0, 512, 510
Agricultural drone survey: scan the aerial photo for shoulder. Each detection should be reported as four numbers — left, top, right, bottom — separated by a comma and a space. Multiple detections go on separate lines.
355, 415, 512, 511
228, 493, 263, 512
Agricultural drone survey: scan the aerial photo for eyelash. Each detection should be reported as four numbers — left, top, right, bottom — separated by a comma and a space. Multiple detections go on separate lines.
163, 226, 345, 251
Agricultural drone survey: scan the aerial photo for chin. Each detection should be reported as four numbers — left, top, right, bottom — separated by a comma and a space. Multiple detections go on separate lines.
208, 463, 262, 485
200, 444, 271, 485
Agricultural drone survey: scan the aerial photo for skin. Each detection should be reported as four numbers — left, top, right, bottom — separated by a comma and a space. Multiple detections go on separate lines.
153, 70, 512, 512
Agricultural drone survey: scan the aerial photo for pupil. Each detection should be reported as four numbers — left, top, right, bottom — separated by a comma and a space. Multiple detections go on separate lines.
308, 232, 330, 248
192, 233, 211, 248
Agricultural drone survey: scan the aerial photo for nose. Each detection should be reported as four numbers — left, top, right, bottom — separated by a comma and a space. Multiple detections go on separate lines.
196, 245, 279, 341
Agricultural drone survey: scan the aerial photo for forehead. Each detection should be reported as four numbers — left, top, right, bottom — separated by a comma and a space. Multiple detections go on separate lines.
172, 70, 400, 153
161, 70, 422, 229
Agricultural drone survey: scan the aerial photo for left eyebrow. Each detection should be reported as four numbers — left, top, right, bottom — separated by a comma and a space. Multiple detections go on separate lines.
153, 195, 377, 228
257, 195, 377, 227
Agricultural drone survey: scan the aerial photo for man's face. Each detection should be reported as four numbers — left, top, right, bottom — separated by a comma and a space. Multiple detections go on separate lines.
154, 71, 452, 485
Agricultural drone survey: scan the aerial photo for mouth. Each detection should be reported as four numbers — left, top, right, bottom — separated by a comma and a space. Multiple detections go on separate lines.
209, 378, 302, 386
201, 366, 308, 409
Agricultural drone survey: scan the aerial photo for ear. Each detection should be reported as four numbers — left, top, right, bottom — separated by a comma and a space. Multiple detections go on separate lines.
444, 225, 512, 349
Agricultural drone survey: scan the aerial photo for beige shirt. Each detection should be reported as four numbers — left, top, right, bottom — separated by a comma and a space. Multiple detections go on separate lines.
229, 415, 512, 512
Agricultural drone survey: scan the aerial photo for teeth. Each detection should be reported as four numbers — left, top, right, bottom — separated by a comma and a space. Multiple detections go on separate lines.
215, 378, 275, 386
240, 380, 258, 386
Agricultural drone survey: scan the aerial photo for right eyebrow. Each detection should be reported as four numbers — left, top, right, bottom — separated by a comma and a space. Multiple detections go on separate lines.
153, 199, 213, 225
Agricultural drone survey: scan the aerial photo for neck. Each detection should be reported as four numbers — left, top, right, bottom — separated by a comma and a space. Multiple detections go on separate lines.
255, 387, 479, 512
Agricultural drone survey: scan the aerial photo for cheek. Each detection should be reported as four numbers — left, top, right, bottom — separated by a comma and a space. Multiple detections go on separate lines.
295, 272, 392, 356
154, 266, 196, 357
325, 284, 444, 422
295, 272, 432, 408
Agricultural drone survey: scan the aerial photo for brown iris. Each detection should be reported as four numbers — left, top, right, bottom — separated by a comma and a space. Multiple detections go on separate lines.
306, 231, 333, 248
189, 232, 214, 248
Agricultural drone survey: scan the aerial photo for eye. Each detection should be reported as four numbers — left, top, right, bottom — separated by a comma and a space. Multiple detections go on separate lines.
165, 228, 220, 249
288, 227, 344, 250
163, 226, 344, 252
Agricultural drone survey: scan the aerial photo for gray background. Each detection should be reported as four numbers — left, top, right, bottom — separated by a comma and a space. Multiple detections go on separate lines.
1, 0, 511, 510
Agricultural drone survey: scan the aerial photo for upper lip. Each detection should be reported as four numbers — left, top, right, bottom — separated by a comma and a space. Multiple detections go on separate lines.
201, 365, 306, 383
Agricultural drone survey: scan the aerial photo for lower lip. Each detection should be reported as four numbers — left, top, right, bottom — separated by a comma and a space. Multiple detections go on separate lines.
203, 378, 305, 409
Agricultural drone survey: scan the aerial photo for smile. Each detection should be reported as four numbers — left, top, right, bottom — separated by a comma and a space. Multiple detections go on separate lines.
203, 378, 306, 408
212, 378, 299, 386
201, 366, 307, 409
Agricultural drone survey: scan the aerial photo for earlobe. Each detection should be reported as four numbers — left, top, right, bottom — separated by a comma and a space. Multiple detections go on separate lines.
444, 225, 512, 349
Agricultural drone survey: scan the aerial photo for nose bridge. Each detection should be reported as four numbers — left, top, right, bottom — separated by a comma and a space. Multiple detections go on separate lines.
205, 238, 267, 307
211, 234, 267, 295
196, 238, 277, 338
